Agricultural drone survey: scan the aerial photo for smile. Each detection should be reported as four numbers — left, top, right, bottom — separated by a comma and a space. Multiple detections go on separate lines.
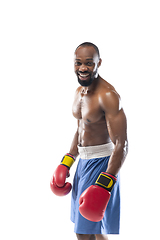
78, 73, 90, 80
79, 73, 90, 77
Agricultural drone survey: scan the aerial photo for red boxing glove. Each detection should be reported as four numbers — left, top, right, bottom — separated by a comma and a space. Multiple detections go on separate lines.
79, 172, 117, 222
50, 153, 75, 197
50, 176, 72, 196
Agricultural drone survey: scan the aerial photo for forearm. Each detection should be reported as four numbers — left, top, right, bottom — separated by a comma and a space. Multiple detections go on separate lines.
106, 139, 128, 176
69, 130, 79, 158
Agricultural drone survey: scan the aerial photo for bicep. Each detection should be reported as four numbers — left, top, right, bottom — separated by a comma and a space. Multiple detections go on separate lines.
100, 89, 127, 145
106, 108, 127, 145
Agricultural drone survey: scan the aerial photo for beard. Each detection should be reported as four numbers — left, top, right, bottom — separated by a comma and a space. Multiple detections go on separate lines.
78, 75, 94, 87
77, 71, 98, 87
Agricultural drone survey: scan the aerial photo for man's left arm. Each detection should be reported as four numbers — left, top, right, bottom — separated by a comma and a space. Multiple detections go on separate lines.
101, 90, 128, 176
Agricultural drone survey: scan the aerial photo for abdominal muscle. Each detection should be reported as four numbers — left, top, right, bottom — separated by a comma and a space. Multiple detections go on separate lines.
78, 117, 111, 147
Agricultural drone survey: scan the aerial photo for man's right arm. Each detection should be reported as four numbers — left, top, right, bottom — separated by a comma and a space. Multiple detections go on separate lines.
69, 120, 79, 158
50, 121, 79, 196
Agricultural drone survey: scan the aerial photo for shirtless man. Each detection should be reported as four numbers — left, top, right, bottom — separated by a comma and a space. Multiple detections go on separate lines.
50, 42, 128, 240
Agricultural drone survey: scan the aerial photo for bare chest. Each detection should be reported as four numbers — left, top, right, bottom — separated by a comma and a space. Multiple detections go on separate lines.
72, 93, 104, 123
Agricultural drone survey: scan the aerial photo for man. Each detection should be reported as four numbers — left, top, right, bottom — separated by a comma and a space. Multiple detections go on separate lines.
50, 42, 128, 240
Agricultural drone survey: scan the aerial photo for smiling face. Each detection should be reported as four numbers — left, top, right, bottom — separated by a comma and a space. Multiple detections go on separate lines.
74, 46, 102, 87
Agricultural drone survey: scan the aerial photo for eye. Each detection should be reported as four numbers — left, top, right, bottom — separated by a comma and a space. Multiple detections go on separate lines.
87, 62, 94, 66
75, 61, 81, 66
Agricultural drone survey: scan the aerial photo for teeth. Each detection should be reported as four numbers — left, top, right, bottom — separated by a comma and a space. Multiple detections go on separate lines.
79, 73, 89, 77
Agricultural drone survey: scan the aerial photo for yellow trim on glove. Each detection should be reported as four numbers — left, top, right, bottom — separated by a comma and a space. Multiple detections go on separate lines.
96, 174, 114, 189
61, 154, 75, 168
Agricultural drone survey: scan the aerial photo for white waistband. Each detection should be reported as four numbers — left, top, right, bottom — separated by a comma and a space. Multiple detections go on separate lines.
78, 142, 114, 159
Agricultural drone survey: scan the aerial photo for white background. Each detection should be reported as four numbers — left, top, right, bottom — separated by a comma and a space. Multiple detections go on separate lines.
0, 0, 160, 239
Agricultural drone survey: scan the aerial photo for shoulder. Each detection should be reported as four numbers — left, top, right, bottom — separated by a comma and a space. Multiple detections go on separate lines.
98, 79, 121, 115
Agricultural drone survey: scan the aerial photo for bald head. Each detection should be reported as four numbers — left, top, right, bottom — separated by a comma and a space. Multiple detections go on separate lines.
75, 42, 100, 59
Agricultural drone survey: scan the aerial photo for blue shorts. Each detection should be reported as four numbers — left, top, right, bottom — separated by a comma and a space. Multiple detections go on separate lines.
70, 143, 120, 234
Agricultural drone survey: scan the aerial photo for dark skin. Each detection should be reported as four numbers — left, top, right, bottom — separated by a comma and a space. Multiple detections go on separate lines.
76, 234, 109, 240
69, 46, 128, 240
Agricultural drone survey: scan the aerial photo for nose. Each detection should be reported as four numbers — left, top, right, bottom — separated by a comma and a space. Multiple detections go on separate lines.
79, 64, 88, 72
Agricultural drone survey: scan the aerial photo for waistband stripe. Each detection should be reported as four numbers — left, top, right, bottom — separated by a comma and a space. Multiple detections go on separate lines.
78, 142, 114, 159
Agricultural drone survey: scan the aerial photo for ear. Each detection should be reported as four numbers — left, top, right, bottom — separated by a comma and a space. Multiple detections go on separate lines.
98, 58, 102, 68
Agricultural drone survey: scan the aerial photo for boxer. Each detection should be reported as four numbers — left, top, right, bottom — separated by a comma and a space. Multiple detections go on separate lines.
50, 42, 128, 240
